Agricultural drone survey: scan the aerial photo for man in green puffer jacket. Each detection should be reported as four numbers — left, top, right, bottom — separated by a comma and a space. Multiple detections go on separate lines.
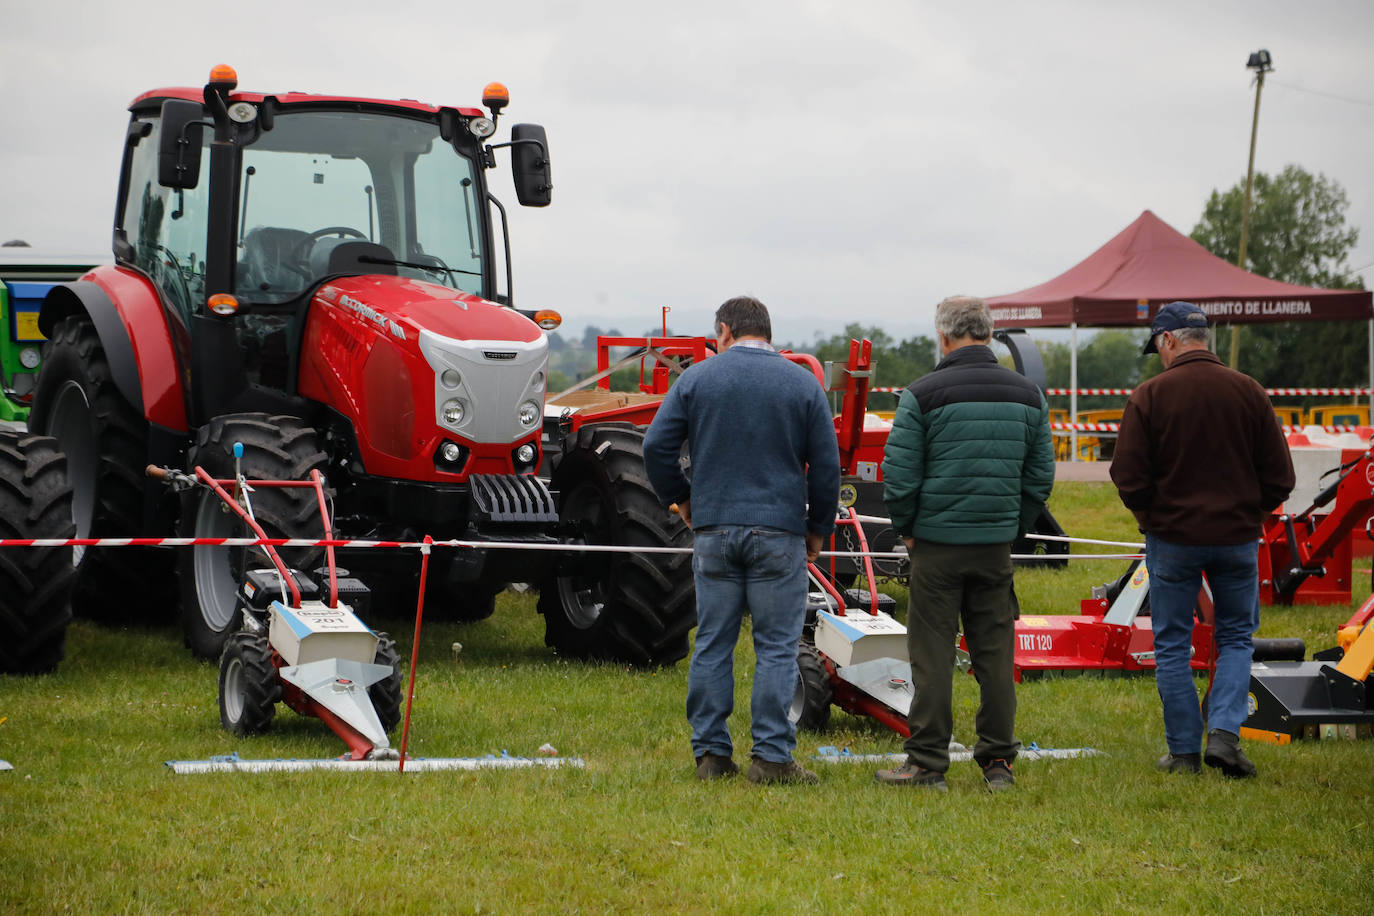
875, 296, 1054, 793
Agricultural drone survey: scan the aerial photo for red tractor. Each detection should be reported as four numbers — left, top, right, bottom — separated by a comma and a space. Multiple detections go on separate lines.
24, 66, 693, 667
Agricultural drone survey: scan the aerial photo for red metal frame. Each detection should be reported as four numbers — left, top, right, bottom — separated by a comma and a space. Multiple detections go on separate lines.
1259, 447, 1374, 606
820, 654, 912, 737
193, 467, 341, 609
821, 507, 880, 616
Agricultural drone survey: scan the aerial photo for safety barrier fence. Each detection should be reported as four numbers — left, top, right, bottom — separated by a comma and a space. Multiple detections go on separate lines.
0, 532, 1144, 562
872, 386, 1374, 397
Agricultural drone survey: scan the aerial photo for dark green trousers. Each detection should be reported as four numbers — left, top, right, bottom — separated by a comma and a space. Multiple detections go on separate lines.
903, 539, 1021, 772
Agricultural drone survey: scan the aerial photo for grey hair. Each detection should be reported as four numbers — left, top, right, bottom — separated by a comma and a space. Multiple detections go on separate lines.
1172, 326, 1212, 348
935, 296, 993, 342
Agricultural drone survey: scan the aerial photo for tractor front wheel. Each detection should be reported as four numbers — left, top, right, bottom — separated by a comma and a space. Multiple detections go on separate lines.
218, 630, 281, 735
179, 414, 329, 660
537, 423, 695, 666
0, 434, 77, 675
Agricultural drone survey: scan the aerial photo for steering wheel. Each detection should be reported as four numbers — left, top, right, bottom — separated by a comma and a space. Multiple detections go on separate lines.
290, 226, 368, 263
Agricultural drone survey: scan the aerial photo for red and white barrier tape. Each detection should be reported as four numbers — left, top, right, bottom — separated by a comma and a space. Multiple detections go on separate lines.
0, 535, 1140, 562
1043, 387, 1372, 397
877, 387, 1372, 397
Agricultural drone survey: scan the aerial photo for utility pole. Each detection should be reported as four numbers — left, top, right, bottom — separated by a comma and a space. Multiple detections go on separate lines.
1230, 49, 1274, 369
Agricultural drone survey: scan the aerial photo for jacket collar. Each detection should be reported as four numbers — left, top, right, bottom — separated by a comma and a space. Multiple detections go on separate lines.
935, 343, 997, 370
1166, 348, 1223, 370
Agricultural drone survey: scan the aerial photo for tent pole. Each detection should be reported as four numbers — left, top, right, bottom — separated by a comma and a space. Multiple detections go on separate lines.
1070, 323, 1079, 462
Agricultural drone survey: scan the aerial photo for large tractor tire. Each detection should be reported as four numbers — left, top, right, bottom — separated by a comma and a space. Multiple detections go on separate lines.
537, 423, 695, 666
370, 632, 404, 732
0, 434, 77, 675
179, 414, 329, 660
789, 644, 833, 732
218, 630, 281, 735
27, 315, 177, 623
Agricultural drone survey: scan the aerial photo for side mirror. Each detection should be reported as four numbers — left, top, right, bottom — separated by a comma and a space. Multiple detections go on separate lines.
510, 124, 551, 208
158, 99, 206, 189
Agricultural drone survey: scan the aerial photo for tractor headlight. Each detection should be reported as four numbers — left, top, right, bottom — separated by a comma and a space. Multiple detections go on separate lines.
441, 369, 462, 389
442, 398, 467, 426
515, 443, 536, 464
468, 116, 496, 139
518, 400, 540, 428
440, 441, 464, 463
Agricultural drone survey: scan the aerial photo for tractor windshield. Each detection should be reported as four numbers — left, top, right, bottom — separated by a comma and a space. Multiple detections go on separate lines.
234, 109, 486, 303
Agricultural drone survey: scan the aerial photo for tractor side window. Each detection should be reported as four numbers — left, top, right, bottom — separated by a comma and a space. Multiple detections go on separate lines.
119, 115, 210, 328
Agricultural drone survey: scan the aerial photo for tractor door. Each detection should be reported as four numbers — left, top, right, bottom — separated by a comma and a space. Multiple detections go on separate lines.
115, 110, 212, 355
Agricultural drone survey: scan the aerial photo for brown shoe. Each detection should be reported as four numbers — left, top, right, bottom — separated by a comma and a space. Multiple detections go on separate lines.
979, 758, 1016, 792
875, 758, 948, 792
1156, 752, 1201, 774
746, 756, 818, 785
695, 753, 739, 780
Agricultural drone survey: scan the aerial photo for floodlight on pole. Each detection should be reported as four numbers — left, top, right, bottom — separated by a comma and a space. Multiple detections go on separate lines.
1229, 48, 1274, 369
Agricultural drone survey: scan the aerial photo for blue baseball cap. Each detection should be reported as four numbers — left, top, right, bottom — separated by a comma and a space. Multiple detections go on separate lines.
1143, 301, 1209, 354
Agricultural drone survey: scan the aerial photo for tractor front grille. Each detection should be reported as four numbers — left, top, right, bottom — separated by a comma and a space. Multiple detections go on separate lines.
469, 474, 558, 525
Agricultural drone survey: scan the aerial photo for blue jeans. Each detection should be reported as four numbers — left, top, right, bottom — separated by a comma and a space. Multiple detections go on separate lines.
1145, 534, 1260, 754
688, 525, 808, 763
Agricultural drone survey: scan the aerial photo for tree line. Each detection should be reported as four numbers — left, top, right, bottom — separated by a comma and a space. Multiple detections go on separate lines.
545, 164, 1365, 407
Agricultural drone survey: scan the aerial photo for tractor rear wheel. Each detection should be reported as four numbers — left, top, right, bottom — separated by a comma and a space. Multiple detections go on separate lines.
537, 423, 695, 666
789, 644, 833, 731
27, 315, 177, 623
370, 631, 404, 732
218, 630, 281, 735
179, 414, 329, 660
0, 434, 77, 675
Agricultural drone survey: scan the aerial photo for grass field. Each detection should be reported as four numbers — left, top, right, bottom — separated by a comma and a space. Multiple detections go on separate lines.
2, 481, 1371, 914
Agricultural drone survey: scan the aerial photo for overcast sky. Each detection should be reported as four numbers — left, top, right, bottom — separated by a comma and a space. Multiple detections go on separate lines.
3, 0, 1371, 346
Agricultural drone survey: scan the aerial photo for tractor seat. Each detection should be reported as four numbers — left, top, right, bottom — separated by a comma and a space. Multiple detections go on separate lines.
238, 227, 311, 293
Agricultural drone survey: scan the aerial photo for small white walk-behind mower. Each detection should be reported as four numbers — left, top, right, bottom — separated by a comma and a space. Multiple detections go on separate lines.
150, 449, 402, 761
791, 511, 915, 735
220, 566, 402, 760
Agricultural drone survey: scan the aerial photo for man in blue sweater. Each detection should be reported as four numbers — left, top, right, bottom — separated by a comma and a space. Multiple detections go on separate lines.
644, 296, 840, 784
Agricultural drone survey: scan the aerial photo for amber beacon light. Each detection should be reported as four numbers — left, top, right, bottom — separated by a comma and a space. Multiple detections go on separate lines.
207, 64, 238, 88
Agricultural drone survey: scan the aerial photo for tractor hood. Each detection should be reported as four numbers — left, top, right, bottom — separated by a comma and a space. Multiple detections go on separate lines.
313, 276, 543, 344
299, 275, 549, 480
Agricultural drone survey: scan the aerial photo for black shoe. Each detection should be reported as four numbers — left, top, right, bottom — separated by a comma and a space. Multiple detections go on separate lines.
746, 756, 818, 785
1204, 729, 1256, 779
1156, 752, 1202, 774
695, 753, 739, 781
875, 758, 948, 792
979, 758, 1015, 792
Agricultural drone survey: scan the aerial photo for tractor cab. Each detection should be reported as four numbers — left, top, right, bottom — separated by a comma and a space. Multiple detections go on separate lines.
111, 66, 552, 424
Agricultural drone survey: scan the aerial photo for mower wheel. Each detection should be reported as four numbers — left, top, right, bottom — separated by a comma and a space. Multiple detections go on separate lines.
218, 630, 280, 735
179, 414, 329, 660
537, 423, 695, 667
0, 434, 76, 675
27, 315, 178, 623
370, 631, 404, 732
789, 644, 833, 731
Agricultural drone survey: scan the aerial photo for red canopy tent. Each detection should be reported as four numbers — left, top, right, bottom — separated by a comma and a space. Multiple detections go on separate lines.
985, 211, 1373, 459
986, 210, 1372, 328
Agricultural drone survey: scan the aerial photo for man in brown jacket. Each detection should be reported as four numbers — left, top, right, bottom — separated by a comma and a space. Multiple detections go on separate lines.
1111, 301, 1294, 779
